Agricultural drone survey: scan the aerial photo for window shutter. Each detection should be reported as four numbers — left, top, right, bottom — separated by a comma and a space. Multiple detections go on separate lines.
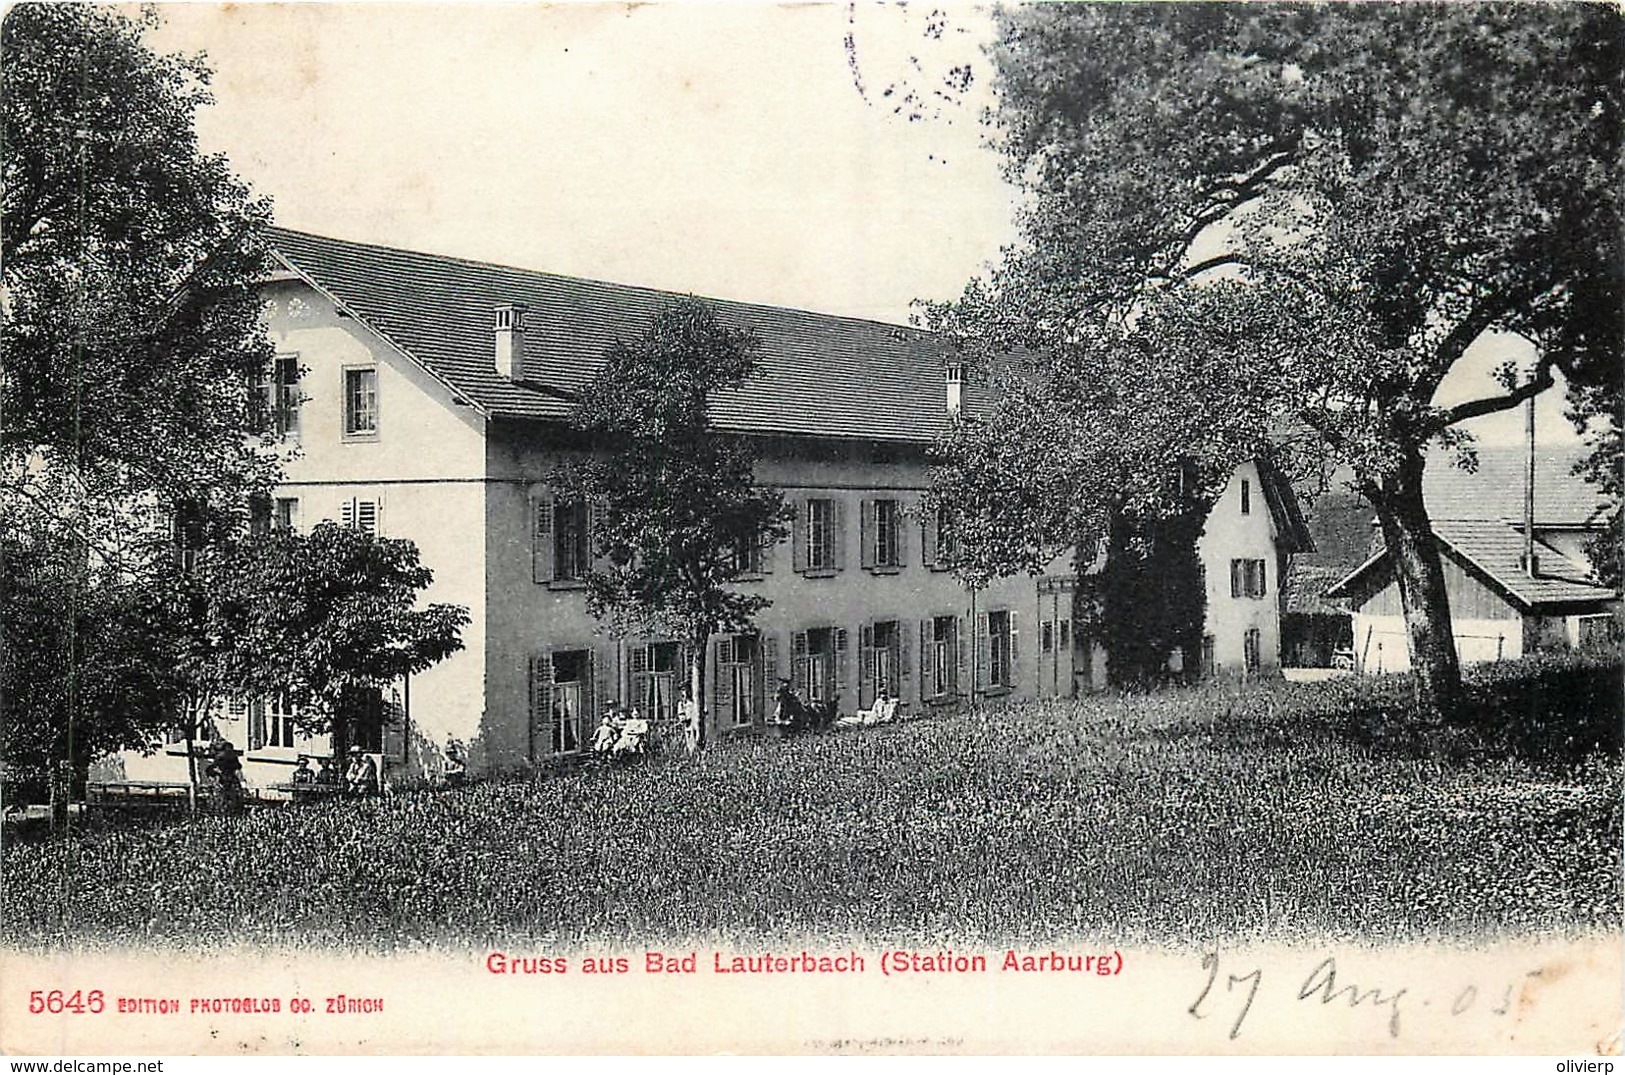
860, 499, 876, 569
529, 652, 555, 761
760, 527, 775, 574
899, 623, 913, 679
1230, 560, 1243, 599
792, 500, 808, 573
629, 644, 650, 717
791, 631, 809, 699
834, 627, 849, 702
248, 698, 266, 751
922, 511, 939, 568
1008, 611, 1020, 686
357, 498, 380, 535
833, 499, 848, 571
858, 624, 876, 706
976, 612, 991, 690
384, 687, 407, 761
531, 491, 554, 584
760, 636, 779, 714
712, 638, 734, 725
918, 620, 932, 701
340, 498, 357, 530
896, 502, 909, 566
1257, 559, 1268, 597
954, 616, 968, 695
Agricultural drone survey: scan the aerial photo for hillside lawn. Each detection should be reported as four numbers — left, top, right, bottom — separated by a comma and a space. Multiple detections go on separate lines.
4, 654, 1619, 951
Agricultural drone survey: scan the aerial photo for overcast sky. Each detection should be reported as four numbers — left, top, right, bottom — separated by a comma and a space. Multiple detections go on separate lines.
147, 2, 1576, 448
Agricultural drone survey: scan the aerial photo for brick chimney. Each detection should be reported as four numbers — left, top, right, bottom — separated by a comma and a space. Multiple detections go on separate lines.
945, 362, 963, 416
494, 304, 528, 380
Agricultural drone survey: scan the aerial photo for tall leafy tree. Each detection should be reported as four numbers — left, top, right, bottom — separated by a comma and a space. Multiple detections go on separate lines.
931, 3, 1622, 717
563, 299, 789, 750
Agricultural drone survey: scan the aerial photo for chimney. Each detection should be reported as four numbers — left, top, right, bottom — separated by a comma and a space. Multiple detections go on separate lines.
944, 362, 963, 416
494, 303, 528, 380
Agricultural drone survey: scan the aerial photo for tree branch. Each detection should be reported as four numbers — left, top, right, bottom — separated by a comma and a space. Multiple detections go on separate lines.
1438, 355, 1555, 427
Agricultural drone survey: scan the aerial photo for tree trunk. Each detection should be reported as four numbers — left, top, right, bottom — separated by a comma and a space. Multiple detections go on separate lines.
1368, 455, 1465, 721
687, 626, 708, 753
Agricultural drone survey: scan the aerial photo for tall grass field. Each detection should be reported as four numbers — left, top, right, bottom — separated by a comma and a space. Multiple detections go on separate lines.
4, 654, 1619, 951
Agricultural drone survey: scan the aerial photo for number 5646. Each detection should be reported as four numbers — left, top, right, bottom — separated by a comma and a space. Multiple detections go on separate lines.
28, 989, 104, 1014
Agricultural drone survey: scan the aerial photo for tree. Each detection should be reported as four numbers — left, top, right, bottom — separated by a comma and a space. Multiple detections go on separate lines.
188, 524, 469, 762
562, 299, 790, 750
930, 3, 1623, 717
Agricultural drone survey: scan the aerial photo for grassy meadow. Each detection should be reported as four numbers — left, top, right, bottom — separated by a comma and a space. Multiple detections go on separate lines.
4, 654, 1619, 951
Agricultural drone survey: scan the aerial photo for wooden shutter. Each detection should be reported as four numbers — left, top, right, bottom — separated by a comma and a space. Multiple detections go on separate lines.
858, 624, 876, 707
860, 499, 876, 569
761, 635, 779, 715
529, 652, 554, 760
833, 499, 847, 571
956, 615, 969, 695
922, 511, 938, 568
834, 627, 849, 703
383, 687, 407, 761
340, 498, 357, 530
898, 622, 913, 679
918, 620, 932, 701
976, 612, 991, 690
792, 500, 808, 573
791, 631, 809, 699
1257, 560, 1268, 597
1008, 611, 1020, 687
760, 526, 775, 574
629, 644, 650, 717
712, 638, 734, 726
895, 502, 909, 566
248, 699, 266, 751
1230, 560, 1243, 599
531, 491, 554, 584
356, 498, 380, 535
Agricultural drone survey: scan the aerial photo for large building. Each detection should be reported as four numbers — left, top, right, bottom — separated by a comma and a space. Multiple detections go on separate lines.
117, 230, 1312, 789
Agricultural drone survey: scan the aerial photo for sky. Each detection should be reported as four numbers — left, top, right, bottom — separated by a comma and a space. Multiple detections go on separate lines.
145, 1, 1577, 448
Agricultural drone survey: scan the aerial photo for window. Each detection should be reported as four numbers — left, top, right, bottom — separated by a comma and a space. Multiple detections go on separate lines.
275, 497, 300, 531
1059, 620, 1071, 652
531, 648, 594, 757
987, 610, 1015, 689
630, 642, 682, 730
1240, 479, 1251, 516
925, 504, 958, 571
172, 500, 205, 573
340, 497, 381, 535
1230, 558, 1267, 599
254, 355, 302, 441
730, 533, 763, 577
920, 615, 959, 700
1040, 620, 1055, 654
250, 692, 298, 751
343, 367, 378, 437
249, 493, 273, 537
859, 620, 909, 706
553, 499, 590, 582
1202, 634, 1217, 678
715, 635, 759, 728
1578, 614, 1619, 651
863, 498, 903, 570
807, 498, 837, 572
791, 627, 847, 704
1243, 628, 1262, 676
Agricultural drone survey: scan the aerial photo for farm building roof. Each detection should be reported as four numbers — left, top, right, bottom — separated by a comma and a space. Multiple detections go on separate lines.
1325, 518, 1617, 612
1423, 444, 1607, 528
266, 227, 977, 445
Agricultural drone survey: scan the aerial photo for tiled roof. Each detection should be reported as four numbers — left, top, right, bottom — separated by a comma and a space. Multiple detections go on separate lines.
1326, 518, 1617, 611
1425, 444, 1608, 528
267, 228, 972, 444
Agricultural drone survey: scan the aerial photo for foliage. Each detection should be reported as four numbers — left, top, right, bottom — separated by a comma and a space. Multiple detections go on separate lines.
1076, 508, 1210, 687
5, 655, 1617, 949
928, 4, 1624, 718
0, 5, 278, 796
187, 523, 469, 738
560, 298, 790, 745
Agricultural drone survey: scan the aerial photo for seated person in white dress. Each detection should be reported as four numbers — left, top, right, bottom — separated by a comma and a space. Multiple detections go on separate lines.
839, 688, 900, 727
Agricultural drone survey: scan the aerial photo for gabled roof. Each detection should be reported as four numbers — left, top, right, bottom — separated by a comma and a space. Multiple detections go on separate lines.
1424, 444, 1607, 528
266, 228, 972, 445
1257, 457, 1315, 554
1325, 518, 1617, 612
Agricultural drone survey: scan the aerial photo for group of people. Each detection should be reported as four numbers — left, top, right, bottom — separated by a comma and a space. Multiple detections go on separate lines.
291, 746, 380, 796
590, 703, 653, 760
